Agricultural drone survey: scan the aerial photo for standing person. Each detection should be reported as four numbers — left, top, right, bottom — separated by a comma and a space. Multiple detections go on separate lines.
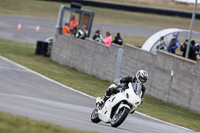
112, 32, 123, 45
156, 36, 167, 51
70, 15, 78, 35
71, 27, 78, 37
189, 40, 198, 61
180, 39, 188, 57
195, 43, 200, 53
99, 70, 148, 113
104, 31, 112, 47
197, 54, 200, 60
195, 43, 200, 60
75, 25, 88, 40
92, 29, 104, 42
62, 23, 70, 35
167, 33, 179, 54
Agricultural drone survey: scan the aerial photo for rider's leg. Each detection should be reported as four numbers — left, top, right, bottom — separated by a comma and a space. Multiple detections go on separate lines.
102, 86, 117, 103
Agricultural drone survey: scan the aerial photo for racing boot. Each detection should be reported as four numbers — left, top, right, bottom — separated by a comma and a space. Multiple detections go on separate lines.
99, 87, 117, 106
99, 95, 109, 106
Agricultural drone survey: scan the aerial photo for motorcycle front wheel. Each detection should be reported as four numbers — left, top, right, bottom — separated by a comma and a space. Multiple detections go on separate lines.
91, 108, 101, 123
111, 107, 129, 127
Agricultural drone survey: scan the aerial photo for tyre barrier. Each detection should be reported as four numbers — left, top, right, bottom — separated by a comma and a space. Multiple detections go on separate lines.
35, 41, 50, 56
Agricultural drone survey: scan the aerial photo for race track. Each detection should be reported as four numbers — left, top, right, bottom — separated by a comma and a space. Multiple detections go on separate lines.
0, 15, 197, 133
0, 56, 195, 133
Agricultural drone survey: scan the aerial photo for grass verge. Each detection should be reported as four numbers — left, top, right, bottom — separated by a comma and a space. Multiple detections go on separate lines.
0, 112, 97, 133
0, 38, 200, 132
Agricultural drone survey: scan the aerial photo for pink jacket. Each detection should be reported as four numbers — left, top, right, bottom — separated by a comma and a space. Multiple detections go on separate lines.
104, 35, 112, 46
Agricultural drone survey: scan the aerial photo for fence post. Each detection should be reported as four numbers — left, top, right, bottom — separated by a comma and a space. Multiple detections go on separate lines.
56, 5, 65, 35
114, 48, 124, 81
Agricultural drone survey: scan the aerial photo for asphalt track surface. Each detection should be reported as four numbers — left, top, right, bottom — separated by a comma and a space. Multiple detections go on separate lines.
0, 56, 196, 133
1, 15, 200, 45
0, 15, 197, 133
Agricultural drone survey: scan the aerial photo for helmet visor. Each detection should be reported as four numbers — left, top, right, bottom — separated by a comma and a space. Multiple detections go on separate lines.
139, 76, 146, 83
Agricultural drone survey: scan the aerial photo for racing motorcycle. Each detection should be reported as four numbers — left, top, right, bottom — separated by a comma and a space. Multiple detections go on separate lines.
91, 80, 143, 127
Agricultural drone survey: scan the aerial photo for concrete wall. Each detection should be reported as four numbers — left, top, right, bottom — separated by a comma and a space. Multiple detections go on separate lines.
51, 34, 121, 81
51, 34, 200, 114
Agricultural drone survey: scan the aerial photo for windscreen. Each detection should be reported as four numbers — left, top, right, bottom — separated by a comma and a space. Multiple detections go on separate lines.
131, 83, 142, 95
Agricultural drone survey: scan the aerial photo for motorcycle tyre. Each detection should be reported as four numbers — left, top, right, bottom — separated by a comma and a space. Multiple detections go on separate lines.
111, 107, 129, 127
91, 108, 101, 123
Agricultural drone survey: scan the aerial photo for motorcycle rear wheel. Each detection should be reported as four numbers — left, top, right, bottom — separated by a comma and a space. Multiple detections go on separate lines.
111, 107, 129, 127
91, 108, 101, 123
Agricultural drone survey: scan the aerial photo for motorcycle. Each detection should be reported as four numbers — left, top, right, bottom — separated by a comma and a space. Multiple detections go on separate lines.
91, 80, 143, 127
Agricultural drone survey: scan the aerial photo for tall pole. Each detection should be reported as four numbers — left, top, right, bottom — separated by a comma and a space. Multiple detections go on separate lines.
185, 0, 198, 58
56, 5, 65, 35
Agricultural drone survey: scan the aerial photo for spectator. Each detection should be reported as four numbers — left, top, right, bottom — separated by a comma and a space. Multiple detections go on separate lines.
189, 40, 198, 61
104, 31, 112, 46
71, 27, 78, 37
75, 25, 88, 40
195, 43, 200, 53
62, 23, 70, 36
92, 29, 104, 42
156, 36, 167, 51
197, 54, 200, 60
112, 32, 123, 45
167, 33, 179, 54
70, 15, 78, 35
180, 39, 188, 57
195, 43, 200, 60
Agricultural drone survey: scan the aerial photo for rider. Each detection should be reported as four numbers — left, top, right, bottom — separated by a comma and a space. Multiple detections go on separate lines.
100, 70, 148, 107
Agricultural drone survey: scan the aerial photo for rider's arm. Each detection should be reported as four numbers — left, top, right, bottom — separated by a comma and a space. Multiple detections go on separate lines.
120, 76, 133, 84
141, 85, 146, 98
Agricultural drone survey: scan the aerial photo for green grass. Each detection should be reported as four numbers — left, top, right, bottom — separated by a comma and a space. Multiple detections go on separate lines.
0, 112, 97, 133
137, 96, 200, 131
121, 36, 148, 47
0, 38, 200, 132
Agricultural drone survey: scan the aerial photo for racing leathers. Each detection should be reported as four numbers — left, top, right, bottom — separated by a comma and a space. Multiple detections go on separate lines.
102, 76, 146, 103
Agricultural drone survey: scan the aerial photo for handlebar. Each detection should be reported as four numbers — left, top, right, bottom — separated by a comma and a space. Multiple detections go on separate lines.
116, 83, 126, 90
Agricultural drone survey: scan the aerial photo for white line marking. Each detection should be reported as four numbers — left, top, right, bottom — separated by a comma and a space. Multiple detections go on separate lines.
0, 93, 92, 113
0, 56, 195, 132
0, 66, 28, 72
0, 56, 94, 99
135, 111, 195, 132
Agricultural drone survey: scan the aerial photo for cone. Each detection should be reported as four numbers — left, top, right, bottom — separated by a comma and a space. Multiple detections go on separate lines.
17, 23, 22, 31
35, 25, 40, 33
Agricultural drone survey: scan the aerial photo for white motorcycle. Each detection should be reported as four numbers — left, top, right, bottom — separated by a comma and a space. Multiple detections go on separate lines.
91, 81, 143, 127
